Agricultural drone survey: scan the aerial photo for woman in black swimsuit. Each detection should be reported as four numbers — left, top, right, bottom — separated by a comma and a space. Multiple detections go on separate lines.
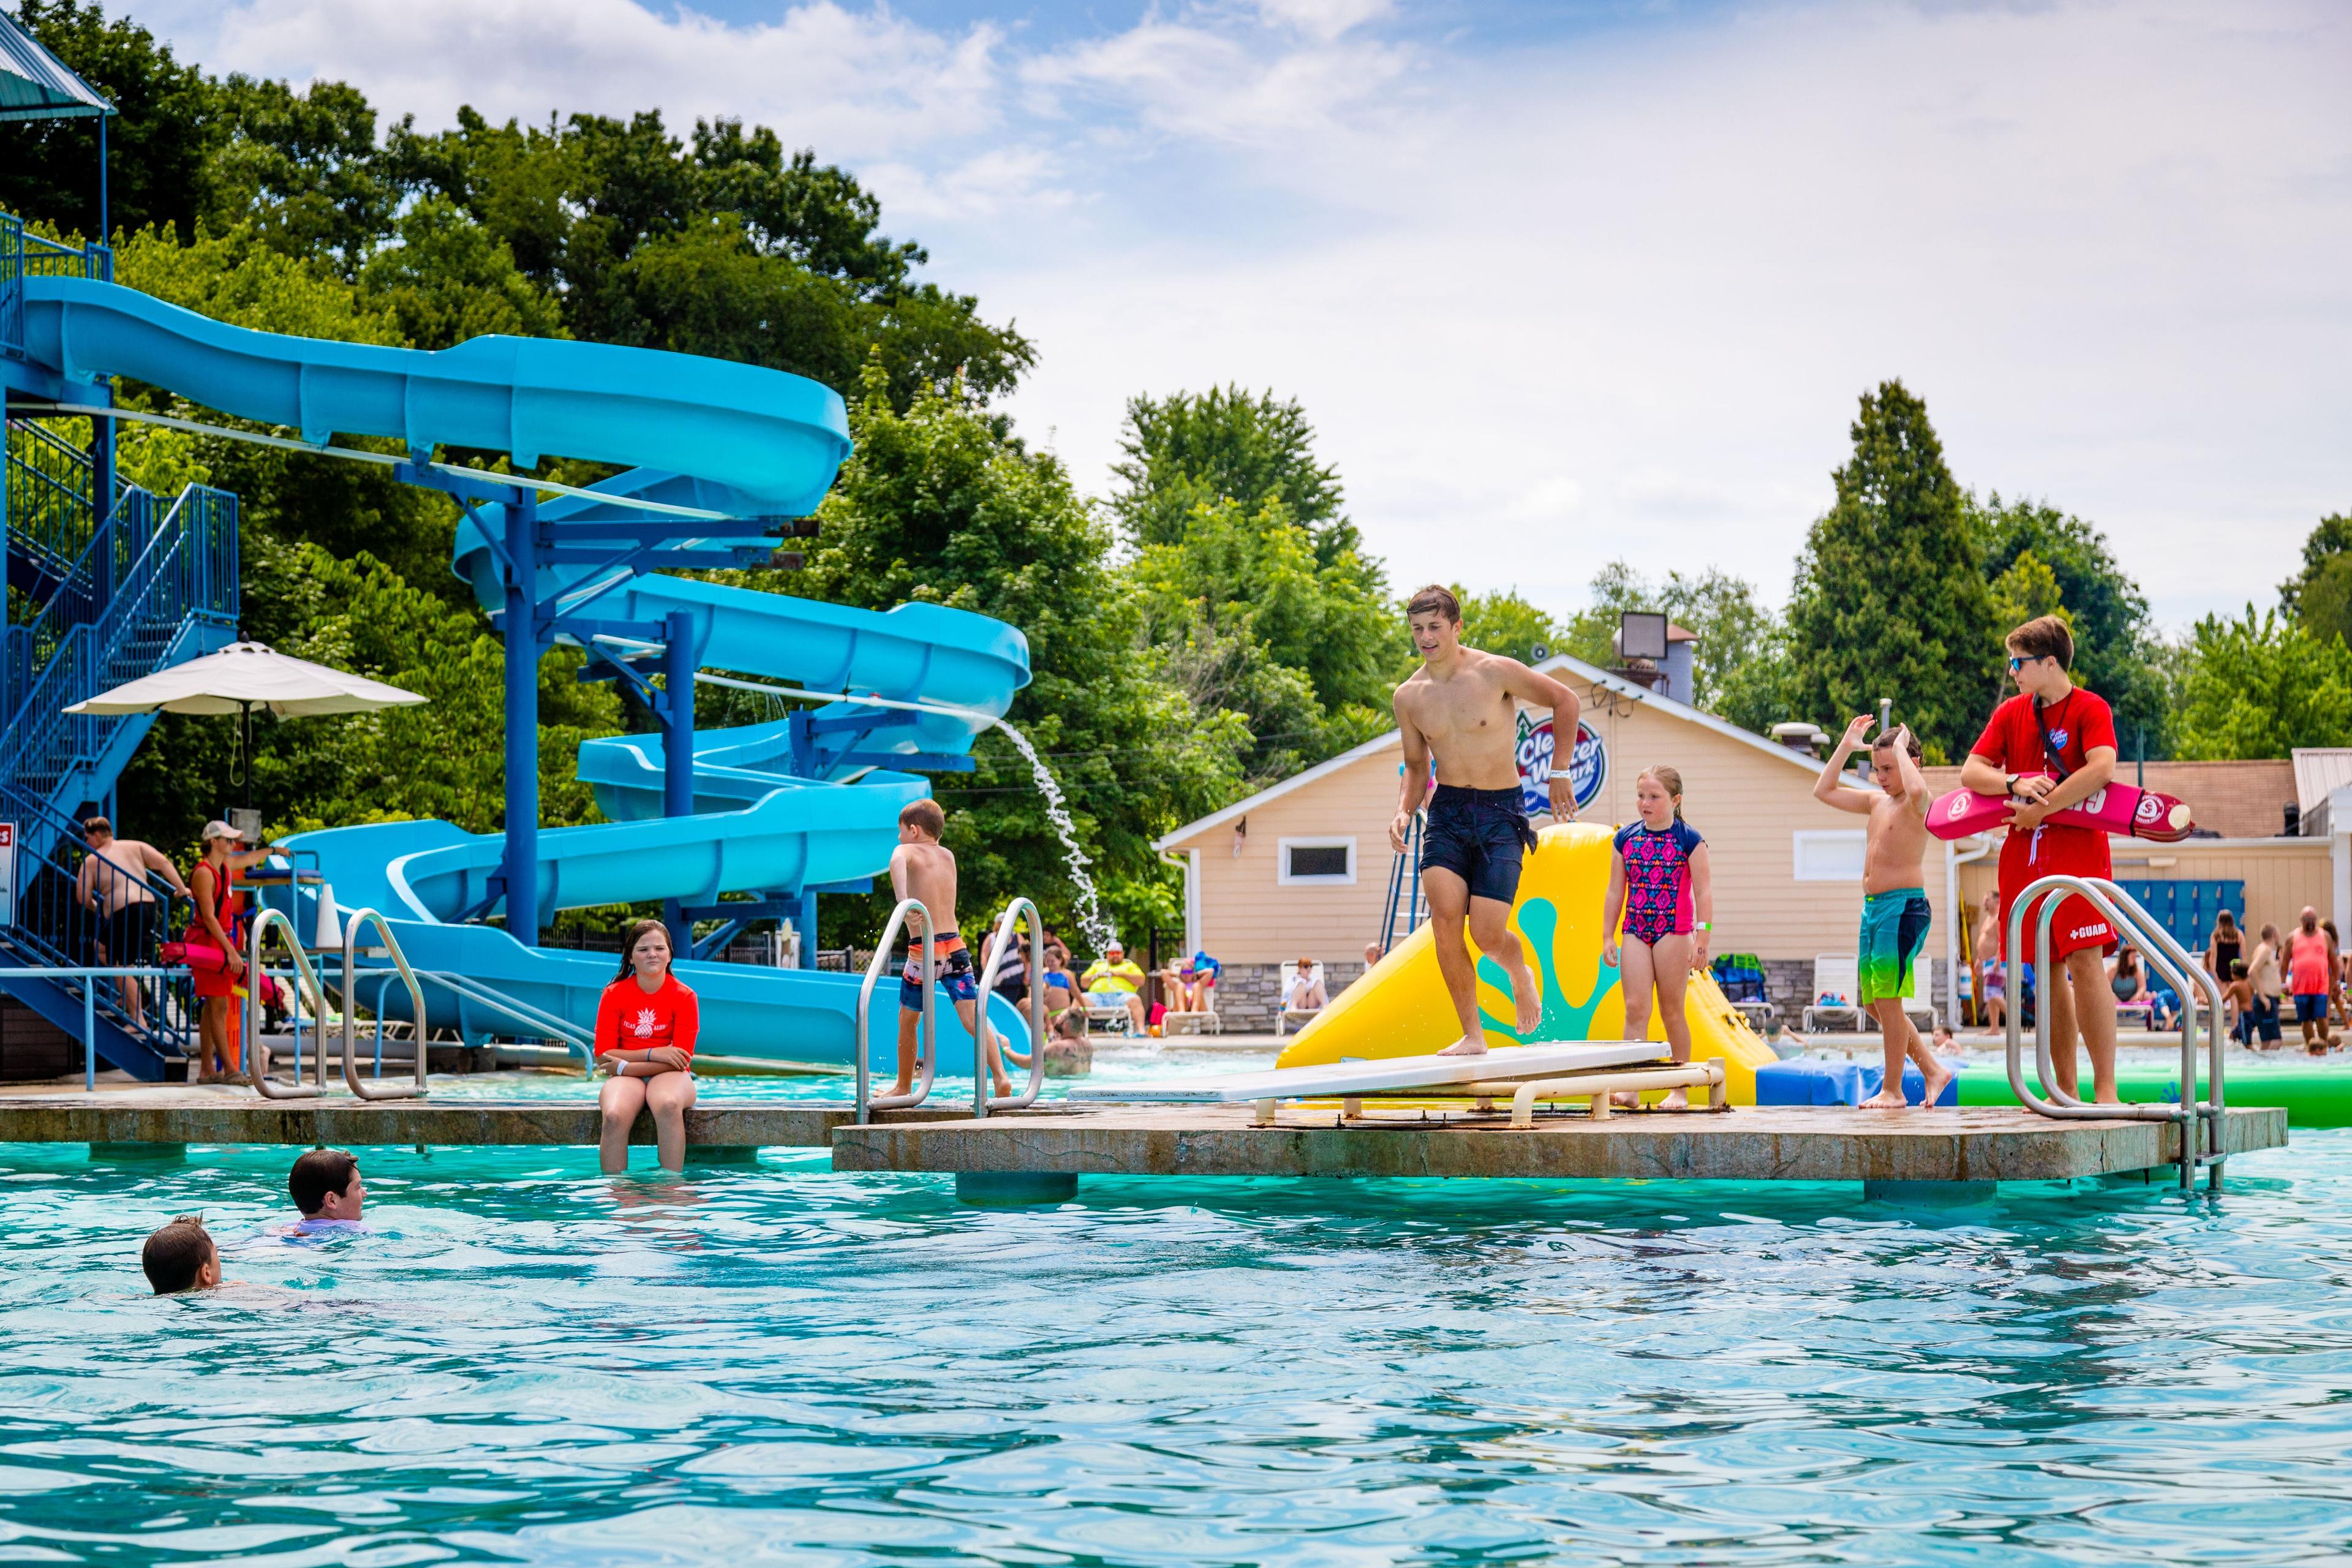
2207, 910, 2242, 990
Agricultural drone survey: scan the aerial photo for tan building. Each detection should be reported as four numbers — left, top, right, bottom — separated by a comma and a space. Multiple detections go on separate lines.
1154, 654, 2332, 1030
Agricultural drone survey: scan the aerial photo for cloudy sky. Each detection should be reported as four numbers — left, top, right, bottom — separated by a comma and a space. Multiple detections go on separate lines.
117, 0, 2350, 628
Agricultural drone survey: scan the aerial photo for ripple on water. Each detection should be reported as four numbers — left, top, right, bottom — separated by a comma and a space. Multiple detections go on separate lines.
1, 1136, 2351, 1564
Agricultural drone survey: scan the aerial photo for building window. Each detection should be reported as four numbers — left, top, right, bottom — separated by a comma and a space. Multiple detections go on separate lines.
1792, 829, 1868, 881
1278, 837, 1357, 886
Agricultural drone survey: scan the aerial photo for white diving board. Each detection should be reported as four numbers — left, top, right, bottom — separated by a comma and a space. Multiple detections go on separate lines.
1066, 1041, 1671, 1104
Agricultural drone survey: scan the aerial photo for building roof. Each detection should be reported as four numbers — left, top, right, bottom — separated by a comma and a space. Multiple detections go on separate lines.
1153, 650, 1853, 852
0, 10, 112, 122
1920, 758, 2297, 840
2293, 749, 2352, 814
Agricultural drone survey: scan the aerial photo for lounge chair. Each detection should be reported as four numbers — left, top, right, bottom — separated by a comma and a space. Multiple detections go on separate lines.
1273, 963, 1326, 1037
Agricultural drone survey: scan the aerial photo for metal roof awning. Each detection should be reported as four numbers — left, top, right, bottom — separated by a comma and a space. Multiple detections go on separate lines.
0, 9, 113, 122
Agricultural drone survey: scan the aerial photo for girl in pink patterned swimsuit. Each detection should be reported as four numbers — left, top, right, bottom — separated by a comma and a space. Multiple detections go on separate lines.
1601, 766, 1713, 1109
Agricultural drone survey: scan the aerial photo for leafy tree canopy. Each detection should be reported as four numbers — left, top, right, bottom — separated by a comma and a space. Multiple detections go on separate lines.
768, 358, 1251, 946
1782, 380, 2000, 758
1110, 386, 1352, 557
1972, 492, 2170, 756
1559, 561, 1784, 728
2173, 607, 2352, 760
1129, 497, 1395, 782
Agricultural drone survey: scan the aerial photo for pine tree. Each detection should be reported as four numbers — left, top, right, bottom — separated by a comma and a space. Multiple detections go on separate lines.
1783, 380, 1999, 760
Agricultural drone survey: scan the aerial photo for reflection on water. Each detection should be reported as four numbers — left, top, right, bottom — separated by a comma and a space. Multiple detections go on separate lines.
0, 1134, 2349, 1565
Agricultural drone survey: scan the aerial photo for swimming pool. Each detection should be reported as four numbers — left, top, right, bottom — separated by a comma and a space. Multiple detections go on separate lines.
4, 1131, 2350, 1564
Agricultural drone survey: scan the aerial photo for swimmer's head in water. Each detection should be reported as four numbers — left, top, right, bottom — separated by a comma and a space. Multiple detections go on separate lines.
615, 918, 674, 984
290, 1148, 363, 1219
143, 1215, 219, 1295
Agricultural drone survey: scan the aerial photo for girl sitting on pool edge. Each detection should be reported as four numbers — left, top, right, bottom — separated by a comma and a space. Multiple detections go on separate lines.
597, 918, 699, 1172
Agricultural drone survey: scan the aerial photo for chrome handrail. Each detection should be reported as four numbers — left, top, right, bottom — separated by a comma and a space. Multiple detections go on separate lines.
2088, 876, 2229, 1183
856, 899, 934, 1123
337, 908, 428, 1100
974, 896, 1048, 1117
244, 908, 329, 1100
2005, 873, 2209, 1188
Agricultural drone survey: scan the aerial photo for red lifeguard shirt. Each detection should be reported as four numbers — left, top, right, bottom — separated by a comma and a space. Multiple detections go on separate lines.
594, 972, 699, 1058
1970, 686, 2119, 962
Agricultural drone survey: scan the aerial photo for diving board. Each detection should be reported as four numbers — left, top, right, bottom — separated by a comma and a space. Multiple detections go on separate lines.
1066, 1041, 1672, 1104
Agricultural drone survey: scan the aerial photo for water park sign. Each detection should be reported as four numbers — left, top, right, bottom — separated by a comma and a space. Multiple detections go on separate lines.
1517, 714, 1606, 816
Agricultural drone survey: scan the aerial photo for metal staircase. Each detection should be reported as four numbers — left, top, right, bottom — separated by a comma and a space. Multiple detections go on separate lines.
2, 213, 241, 1079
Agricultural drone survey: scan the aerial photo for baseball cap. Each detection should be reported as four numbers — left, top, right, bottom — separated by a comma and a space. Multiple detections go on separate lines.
201, 820, 236, 842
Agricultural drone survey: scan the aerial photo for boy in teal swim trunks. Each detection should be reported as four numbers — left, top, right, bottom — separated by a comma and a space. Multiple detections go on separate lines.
1812, 716, 1956, 1110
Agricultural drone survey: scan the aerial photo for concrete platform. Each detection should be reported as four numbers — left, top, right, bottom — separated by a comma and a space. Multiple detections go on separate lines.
830, 1104, 2288, 1185
0, 1091, 1003, 1150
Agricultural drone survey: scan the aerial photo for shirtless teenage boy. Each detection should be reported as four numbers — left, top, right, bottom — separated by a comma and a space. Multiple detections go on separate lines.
1812, 717, 1956, 1110
1389, 585, 1584, 1057
887, 799, 1008, 1099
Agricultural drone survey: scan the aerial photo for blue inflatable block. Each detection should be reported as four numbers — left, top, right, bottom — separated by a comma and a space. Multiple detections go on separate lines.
1755, 1058, 1961, 1107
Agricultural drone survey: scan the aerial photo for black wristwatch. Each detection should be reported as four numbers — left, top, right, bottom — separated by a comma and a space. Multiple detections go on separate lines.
2003, 774, 2020, 799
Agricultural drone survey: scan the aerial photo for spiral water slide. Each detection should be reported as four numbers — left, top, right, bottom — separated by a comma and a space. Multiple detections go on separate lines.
19, 276, 1033, 1070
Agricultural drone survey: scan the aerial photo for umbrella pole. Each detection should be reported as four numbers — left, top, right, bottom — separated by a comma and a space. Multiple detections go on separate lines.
241, 700, 254, 815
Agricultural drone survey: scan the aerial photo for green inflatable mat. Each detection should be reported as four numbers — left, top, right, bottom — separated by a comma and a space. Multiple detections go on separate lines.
1958, 1060, 2352, 1128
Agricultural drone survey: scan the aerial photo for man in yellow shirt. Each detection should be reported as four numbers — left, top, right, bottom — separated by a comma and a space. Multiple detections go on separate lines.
1080, 938, 1148, 1031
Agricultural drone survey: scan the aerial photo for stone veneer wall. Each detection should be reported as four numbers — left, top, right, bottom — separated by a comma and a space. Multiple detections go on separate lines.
1208, 963, 1370, 1032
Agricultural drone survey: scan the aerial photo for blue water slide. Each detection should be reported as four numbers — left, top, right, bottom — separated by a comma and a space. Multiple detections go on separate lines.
20, 277, 848, 513
18, 276, 1037, 1072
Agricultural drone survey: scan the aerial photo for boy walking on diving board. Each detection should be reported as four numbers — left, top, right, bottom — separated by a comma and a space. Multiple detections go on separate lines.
1812, 716, 1956, 1110
1389, 584, 1583, 1056
888, 799, 1011, 1100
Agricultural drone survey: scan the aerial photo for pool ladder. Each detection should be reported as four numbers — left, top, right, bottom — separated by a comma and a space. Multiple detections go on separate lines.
854, 894, 1049, 1125
243, 906, 431, 1101
2004, 875, 2227, 1189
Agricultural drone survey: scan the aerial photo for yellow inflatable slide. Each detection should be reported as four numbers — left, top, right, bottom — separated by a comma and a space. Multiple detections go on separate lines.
1279, 822, 1779, 1102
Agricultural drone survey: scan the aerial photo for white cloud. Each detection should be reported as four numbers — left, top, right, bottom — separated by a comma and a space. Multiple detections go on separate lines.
202, 0, 1008, 158
140, 0, 2352, 628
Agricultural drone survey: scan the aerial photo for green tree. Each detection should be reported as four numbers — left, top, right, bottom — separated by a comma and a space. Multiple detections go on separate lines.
766, 359, 1250, 946
358, 196, 566, 349
1782, 380, 1999, 758
1971, 492, 2170, 757
2282, 512, 2352, 650
2173, 608, 2352, 760
1558, 561, 1784, 719
1453, 587, 1559, 666
1988, 549, 2067, 628
1129, 497, 1394, 781
1110, 386, 1351, 556
0, 0, 219, 241
383, 107, 1032, 407
2280, 512, 2352, 616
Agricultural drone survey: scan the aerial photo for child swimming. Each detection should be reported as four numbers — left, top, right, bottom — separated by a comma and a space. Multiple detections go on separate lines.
1600, 766, 1710, 1110
595, 918, 699, 1173
285, 1148, 368, 1233
141, 1215, 222, 1295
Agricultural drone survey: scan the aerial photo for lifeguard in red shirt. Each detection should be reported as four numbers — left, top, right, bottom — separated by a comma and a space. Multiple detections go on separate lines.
595, 918, 699, 1172
1959, 614, 2123, 1104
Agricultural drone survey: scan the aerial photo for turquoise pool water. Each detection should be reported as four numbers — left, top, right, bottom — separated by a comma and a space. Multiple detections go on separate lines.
4, 1132, 2350, 1564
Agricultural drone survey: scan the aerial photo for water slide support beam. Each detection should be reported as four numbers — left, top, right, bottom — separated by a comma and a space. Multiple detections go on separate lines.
662, 609, 695, 951
502, 486, 541, 947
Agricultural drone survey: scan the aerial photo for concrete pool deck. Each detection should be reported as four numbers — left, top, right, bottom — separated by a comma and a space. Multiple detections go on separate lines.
0, 1083, 2286, 1192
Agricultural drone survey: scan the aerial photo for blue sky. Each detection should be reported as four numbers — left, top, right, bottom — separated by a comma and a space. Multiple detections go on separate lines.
110, 0, 2352, 631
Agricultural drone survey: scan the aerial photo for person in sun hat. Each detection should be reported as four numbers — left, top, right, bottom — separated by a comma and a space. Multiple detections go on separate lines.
185, 820, 285, 1084
1080, 938, 1147, 1031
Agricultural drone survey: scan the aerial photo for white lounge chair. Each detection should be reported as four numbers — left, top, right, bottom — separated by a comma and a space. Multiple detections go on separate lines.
1084, 991, 1141, 1036
1801, 954, 1864, 1033
1274, 963, 1326, 1037
1160, 971, 1224, 1036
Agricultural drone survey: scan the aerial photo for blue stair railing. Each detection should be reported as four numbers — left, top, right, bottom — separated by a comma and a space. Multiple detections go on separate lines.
2, 213, 239, 1079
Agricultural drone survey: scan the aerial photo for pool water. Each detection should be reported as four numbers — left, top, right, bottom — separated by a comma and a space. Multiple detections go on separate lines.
4, 1132, 2351, 1564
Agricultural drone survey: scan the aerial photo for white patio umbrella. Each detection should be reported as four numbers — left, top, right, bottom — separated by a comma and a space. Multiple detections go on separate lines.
66, 640, 427, 809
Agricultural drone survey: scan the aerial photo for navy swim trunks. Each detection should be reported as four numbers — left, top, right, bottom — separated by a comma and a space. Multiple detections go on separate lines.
1420, 784, 1537, 905
900, 937, 979, 1011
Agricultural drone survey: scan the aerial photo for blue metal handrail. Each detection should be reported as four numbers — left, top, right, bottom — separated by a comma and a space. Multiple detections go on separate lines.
0, 967, 179, 1091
